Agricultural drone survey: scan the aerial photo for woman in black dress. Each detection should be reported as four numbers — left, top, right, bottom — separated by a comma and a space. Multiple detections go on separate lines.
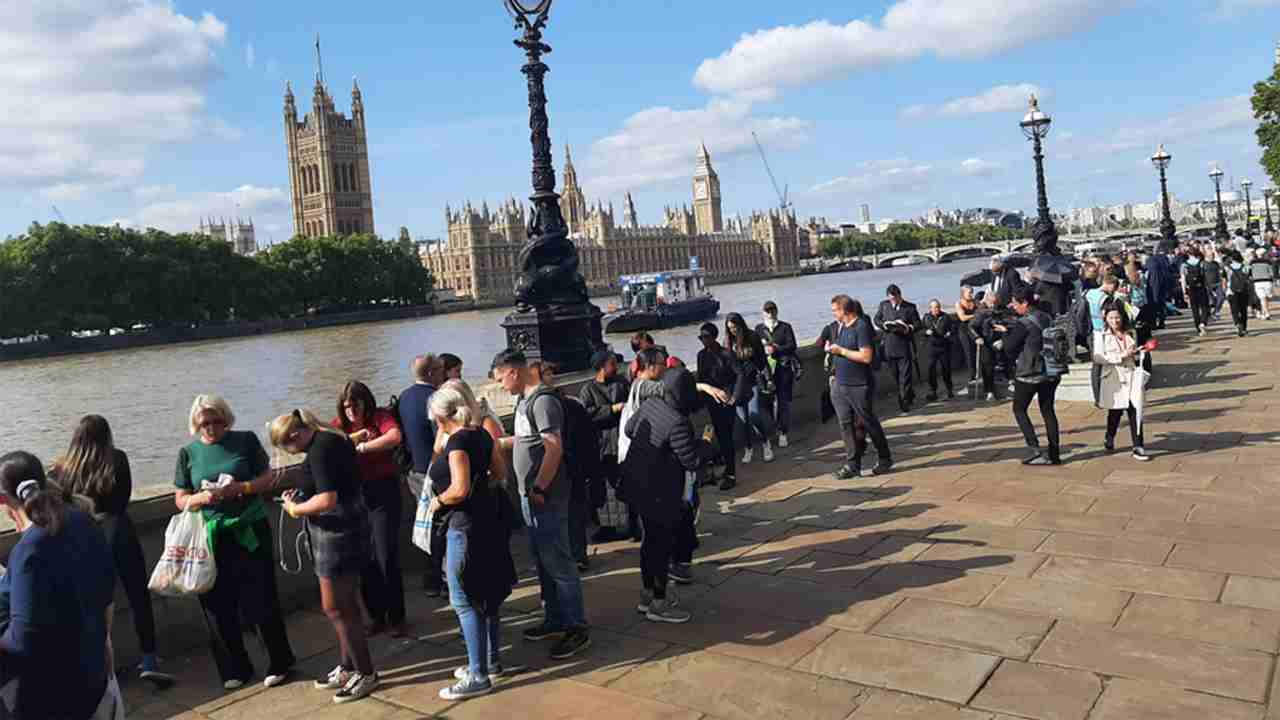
270, 409, 378, 705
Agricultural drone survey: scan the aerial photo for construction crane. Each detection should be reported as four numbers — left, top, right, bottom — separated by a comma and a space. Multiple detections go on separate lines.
751, 131, 791, 211
51, 205, 67, 223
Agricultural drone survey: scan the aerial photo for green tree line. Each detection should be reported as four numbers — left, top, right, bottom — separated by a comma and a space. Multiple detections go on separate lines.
0, 223, 433, 339
817, 223, 1025, 258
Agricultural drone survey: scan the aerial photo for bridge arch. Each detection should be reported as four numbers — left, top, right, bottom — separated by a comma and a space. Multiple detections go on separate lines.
937, 244, 1007, 261
875, 252, 937, 269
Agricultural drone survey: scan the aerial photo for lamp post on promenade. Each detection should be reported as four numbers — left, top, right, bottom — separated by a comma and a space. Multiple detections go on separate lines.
1018, 94, 1075, 315
1151, 145, 1177, 246
1241, 179, 1254, 240
1264, 187, 1275, 235
1020, 95, 1057, 248
498, 0, 604, 371
1210, 165, 1229, 243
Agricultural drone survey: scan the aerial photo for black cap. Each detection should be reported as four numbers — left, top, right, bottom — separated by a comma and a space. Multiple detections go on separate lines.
698, 322, 718, 339
589, 349, 614, 370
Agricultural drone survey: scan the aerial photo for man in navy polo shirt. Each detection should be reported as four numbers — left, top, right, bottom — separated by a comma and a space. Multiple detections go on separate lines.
822, 294, 893, 479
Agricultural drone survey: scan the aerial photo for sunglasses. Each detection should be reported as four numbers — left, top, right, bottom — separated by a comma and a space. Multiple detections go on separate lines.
198, 419, 227, 430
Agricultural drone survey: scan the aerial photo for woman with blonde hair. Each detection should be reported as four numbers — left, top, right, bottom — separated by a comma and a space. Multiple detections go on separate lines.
426, 381, 516, 701
52, 414, 173, 687
269, 409, 378, 704
174, 394, 295, 691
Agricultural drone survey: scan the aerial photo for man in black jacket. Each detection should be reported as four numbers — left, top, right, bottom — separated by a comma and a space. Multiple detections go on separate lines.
998, 288, 1061, 466
755, 301, 798, 448
874, 284, 921, 412
622, 368, 702, 624
695, 323, 739, 490
578, 350, 630, 542
921, 299, 955, 401
989, 255, 1026, 308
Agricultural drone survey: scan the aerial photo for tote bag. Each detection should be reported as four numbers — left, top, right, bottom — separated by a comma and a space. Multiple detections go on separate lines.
148, 508, 217, 597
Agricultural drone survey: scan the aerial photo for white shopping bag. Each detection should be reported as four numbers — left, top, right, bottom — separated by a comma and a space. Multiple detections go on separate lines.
412, 482, 434, 554
148, 508, 217, 597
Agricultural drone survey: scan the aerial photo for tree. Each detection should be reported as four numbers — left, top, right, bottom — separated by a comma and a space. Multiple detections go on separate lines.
1253, 63, 1280, 187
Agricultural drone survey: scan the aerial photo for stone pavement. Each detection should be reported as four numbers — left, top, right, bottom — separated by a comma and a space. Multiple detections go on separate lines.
130, 312, 1280, 720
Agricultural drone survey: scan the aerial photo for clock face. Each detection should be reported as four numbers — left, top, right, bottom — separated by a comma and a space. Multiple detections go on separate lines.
695, 180, 708, 200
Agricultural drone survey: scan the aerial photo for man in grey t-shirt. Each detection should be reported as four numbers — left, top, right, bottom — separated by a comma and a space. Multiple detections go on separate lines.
493, 349, 590, 660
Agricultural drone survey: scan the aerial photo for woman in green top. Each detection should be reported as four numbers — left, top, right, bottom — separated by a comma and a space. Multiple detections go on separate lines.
174, 394, 295, 691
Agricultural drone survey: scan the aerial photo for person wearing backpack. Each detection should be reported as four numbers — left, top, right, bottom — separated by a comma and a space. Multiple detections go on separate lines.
398, 354, 444, 595
998, 288, 1062, 466
491, 349, 590, 660
1224, 252, 1251, 336
1180, 248, 1211, 336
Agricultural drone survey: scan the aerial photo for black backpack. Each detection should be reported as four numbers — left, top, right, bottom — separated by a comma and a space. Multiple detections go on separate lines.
1022, 313, 1070, 379
1230, 267, 1250, 294
523, 387, 601, 499
1184, 262, 1207, 290
385, 394, 415, 473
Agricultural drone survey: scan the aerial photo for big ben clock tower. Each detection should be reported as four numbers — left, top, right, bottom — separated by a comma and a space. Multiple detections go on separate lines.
693, 143, 724, 234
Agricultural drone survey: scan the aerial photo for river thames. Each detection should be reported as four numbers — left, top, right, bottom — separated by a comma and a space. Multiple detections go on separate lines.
0, 258, 988, 492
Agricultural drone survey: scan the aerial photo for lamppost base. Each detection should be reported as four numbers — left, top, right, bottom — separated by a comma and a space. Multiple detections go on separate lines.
501, 302, 606, 373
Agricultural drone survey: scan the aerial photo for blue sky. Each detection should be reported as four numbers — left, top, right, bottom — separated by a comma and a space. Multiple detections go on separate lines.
2, 0, 1278, 244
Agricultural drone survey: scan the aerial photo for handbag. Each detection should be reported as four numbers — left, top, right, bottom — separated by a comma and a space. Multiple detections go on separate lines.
148, 505, 217, 597
412, 480, 435, 554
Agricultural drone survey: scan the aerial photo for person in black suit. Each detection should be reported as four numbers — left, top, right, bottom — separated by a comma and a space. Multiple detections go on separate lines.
873, 284, 921, 413
755, 301, 799, 449
921, 299, 956, 401
989, 255, 1026, 308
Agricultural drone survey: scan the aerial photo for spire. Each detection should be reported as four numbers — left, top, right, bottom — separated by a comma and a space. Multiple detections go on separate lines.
696, 142, 713, 174
284, 80, 294, 102
314, 33, 326, 89
352, 75, 361, 97
565, 144, 573, 167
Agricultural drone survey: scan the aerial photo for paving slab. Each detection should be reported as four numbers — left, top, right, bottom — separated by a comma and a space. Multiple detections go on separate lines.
849, 690, 994, 719
870, 598, 1053, 659
1115, 593, 1280, 652
1168, 542, 1280, 579
1033, 554, 1225, 600
1090, 678, 1265, 720
1223, 574, 1280, 611
969, 661, 1101, 720
1037, 530, 1174, 565
980, 576, 1132, 625
914, 542, 1048, 578
924, 523, 1051, 551
1031, 622, 1272, 702
795, 630, 999, 704
1019, 510, 1128, 535
1103, 469, 1215, 489
857, 562, 1005, 606
623, 601, 837, 668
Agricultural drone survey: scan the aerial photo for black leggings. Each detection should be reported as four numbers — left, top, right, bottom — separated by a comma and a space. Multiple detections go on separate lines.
1229, 291, 1251, 332
640, 511, 676, 599
1106, 404, 1144, 449
362, 477, 406, 627
101, 512, 157, 655
927, 349, 953, 394
1011, 380, 1061, 461
707, 401, 737, 478
1189, 288, 1210, 330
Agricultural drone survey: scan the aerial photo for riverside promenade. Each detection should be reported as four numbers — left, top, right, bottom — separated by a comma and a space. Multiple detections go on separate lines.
129, 312, 1280, 720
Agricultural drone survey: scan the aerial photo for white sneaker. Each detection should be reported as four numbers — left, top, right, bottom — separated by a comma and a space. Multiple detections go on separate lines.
742, 448, 753, 464
333, 672, 379, 704
264, 671, 290, 688
777, 433, 789, 448
762, 442, 775, 463
454, 664, 504, 680
315, 665, 351, 690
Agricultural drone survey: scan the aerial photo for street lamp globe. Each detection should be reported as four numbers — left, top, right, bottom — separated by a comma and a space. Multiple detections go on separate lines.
1020, 95, 1051, 140
1151, 145, 1171, 171
1209, 165, 1224, 188
503, 0, 552, 18
1242, 179, 1253, 191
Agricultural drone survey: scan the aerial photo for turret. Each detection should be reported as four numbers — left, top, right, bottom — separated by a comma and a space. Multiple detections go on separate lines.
351, 76, 364, 125
284, 81, 296, 120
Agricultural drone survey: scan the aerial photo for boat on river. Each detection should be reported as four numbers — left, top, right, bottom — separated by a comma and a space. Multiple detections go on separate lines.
603, 268, 720, 334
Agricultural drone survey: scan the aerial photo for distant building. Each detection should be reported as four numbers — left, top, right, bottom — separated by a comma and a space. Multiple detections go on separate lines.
859, 204, 871, 223
424, 145, 800, 301
283, 48, 374, 239
197, 217, 257, 256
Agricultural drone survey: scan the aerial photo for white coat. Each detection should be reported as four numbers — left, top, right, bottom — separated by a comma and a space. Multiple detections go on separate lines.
1093, 331, 1148, 419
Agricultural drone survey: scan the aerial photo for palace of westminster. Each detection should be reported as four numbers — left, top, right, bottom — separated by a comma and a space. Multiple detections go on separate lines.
275, 61, 804, 302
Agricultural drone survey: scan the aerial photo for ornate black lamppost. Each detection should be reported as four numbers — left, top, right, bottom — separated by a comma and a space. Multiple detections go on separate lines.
1018, 95, 1074, 315
1241, 179, 1253, 240
1210, 165, 1229, 242
498, 0, 604, 371
1151, 145, 1176, 247
1264, 187, 1275, 234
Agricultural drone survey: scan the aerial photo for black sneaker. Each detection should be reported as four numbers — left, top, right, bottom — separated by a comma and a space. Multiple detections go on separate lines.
870, 460, 893, 476
549, 629, 591, 660
522, 624, 564, 642
668, 563, 693, 584
833, 464, 859, 480
1104, 440, 1116, 454
577, 558, 590, 572
925, 393, 938, 402
718, 475, 736, 491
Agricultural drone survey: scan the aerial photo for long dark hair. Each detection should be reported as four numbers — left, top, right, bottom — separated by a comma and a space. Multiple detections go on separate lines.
53, 414, 116, 501
337, 380, 379, 432
724, 312, 761, 362
1, 451, 66, 534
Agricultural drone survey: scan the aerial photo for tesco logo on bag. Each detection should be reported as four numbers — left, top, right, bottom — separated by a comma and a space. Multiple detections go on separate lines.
162, 545, 210, 562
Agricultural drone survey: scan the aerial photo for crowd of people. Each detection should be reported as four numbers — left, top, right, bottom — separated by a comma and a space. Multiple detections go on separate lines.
2, 232, 1276, 717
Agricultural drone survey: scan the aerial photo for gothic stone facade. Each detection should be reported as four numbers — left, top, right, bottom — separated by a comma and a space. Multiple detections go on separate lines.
284, 76, 374, 238
424, 146, 800, 301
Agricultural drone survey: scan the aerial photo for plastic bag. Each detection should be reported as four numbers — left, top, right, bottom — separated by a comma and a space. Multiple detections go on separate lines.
147, 509, 216, 597
412, 482, 434, 554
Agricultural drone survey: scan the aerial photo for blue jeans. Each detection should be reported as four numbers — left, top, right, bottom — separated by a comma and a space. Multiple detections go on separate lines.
735, 386, 775, 450
522, 504, 587, 630
446, 527, 501, 678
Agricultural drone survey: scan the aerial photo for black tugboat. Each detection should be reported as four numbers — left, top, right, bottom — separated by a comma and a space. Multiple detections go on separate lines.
604, 268, 720, 334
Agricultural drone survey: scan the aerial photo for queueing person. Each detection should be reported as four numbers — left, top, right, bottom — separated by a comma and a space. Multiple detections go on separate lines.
921, 299, 956, 401
619, 347, 669, 537
425, 381, 517, 700
1180, 248, 1212, 336
1227, 252, 1253, 336
954, 286, 979, 381
1091, 309, 1151, 462
695, 323, 739, 490
0, 451, 121, 719
622, 368, 701, 624
823, 295, 893, 478
333, 380, 407, 637
724, 313, 775, 463
1202, 248, 1225, 321
1000, 289, 1062, 466
874, 284, 921, 413
578, 349, 632, 541
175, 394, 296, 690
1251, 248, 1275, 320
492, 349, 591, 659
755, 300, 798, 448
270, 410, 379, 704
50, 415, 174, 687
399, 354, 444, 595
971, 293, 1002, 401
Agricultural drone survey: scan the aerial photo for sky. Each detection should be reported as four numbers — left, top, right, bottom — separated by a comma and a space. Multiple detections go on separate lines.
2, 0, 1279, 245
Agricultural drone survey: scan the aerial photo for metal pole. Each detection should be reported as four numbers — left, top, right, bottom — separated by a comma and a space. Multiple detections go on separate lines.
1213, 178, 1229, 242
1158, 163, 1176, 244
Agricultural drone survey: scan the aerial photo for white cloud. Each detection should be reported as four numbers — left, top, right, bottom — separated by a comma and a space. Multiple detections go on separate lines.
246, 42, 256, 69
117, 185, 289, 233
902, 84, 1046, 120
586, 98, 810, 195
0, 1, 231, 196
810, 158, 935, 195
1067, 94, 1255, 156
960, 158, 1004, 176
133, 184, 178, 201
40, 183, 92, 202
693, 0, 1133, 99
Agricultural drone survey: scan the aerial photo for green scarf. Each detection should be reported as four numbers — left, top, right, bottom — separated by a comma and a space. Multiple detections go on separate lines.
203, 499, 267, 554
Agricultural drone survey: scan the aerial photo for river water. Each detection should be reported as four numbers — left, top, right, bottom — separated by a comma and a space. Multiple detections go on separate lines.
0, 258, 988, 492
